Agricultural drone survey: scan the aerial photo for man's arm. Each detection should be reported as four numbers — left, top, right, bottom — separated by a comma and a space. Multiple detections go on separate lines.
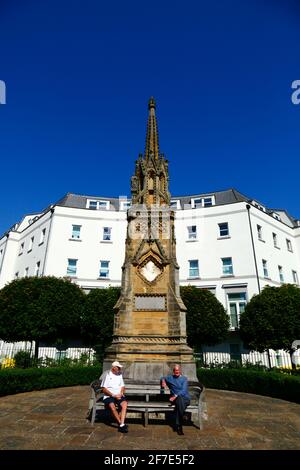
102, 387, 115, 397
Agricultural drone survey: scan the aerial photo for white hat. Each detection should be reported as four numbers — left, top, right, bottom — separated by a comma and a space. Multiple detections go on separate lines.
112, 360, 123, 368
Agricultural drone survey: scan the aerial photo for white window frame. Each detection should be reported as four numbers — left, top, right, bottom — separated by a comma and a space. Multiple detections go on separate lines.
227, 292, 247, 329
188, 260, 199, 278
28, 236, 34, 252
39, 228, 46, 245
262, 259, 269, 278
257, 225, 263, 240
170, 200, 181, 210
19, 243, 24, 255
102, 227, 112, 241
292, 270, 299, 285
120, 200, 131, 211
191, 196, 215, 208
71, 224, 81, 239
272, 232, 278, 248
99, 260, 110, 278
222, 257, 233, 276
286, 239, 293, 252
219, 222, 229, 237
278, 266, 284, 283
67, 258, 77, 277
187, 225, 197, 240
25, 267, 29, 277
87, 199, 110, 210
35, 261, 41, 277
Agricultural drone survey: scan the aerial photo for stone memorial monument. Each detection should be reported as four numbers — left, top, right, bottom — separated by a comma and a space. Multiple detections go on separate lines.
103, 97, 198, 384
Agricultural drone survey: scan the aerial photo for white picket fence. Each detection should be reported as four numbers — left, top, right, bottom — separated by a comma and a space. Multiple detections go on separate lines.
1, 339, 300, 369
0, 340, 95, 363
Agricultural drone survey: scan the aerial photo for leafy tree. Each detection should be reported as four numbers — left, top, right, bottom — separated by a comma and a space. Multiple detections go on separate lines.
180, 286, 230, 349
0, 277, 84, 357
81, 287, 121, 360
240, 284, 300, 364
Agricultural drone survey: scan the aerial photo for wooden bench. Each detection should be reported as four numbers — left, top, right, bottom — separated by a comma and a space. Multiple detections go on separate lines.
87, 381, 207, 430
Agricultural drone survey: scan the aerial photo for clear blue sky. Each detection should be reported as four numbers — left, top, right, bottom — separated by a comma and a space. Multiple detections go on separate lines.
0, 0, 300, 235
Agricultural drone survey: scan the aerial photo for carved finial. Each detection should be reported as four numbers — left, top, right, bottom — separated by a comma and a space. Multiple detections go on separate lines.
148, 96, 156, 110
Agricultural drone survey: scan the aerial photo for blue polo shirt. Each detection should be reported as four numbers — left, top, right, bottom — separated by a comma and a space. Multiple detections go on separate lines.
162, 374, 190, 400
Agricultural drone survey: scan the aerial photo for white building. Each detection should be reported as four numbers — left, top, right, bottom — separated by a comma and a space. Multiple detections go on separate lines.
1, 188, 300, 362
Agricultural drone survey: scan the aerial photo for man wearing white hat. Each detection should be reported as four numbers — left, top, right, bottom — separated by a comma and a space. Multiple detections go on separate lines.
101, 360, 128, 433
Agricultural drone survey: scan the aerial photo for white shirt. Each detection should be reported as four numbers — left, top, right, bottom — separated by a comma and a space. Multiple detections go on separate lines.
101, 370, 125, 400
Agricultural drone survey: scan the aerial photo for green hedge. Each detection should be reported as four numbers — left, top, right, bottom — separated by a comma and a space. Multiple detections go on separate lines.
0, 365, 101, 397
197, 368, 300, 404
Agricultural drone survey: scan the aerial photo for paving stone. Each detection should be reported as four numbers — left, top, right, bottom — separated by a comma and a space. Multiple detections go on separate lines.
0, 386, 299, 450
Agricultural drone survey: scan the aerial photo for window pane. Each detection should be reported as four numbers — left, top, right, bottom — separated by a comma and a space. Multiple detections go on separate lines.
219, 223, 228, 236
203, 198, 212, 207
222, 258, 233, 275
229, 304, 238, 328
89, 201, 97, 209
189, 260, 199, 277
72, 225, 81, 238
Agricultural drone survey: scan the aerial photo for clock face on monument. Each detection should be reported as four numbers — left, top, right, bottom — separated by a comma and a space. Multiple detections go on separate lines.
140, 260, 161, 282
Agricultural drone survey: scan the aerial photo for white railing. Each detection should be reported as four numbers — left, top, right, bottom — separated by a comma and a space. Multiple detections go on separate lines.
0, 340, 299, 369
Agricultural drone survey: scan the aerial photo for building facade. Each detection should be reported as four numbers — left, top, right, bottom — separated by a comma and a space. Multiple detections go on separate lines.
1, 189, 300, 350
1, 99, 300, 361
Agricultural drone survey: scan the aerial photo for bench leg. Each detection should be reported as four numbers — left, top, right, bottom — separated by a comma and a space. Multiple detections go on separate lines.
91, 405, 96, 426
145, 409, 149, 426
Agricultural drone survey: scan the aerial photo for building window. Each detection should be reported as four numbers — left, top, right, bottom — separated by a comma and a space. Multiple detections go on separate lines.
188, 260, 199, 278
191, 196, 215, 208
257, 225, 263, 240
286, 239, 293, 252
15, 272, 19, 279
28, 236, 34, 252
219, 222, 229, 237
187, 226, 197, 240
67, 259, 77, 277
170, 200, 180, 209
40, 228, 46, 244
262, 259, 269, 278
99, 261, 110, 278
35, 261, 41, 277
19, 243, 24, 255
272, 233, 278, 248
88, 200, 98, 210
71, 225, 81, 239
103, 227, 112, 241
222, 257, 233, 276
278, 266, 284, 283
120, 200, 131, 211
87, 200, 110, 210
25, 267, 29, 277
228, 292, 247, 329
203, 197, 213, 207
292, 270, 299, 285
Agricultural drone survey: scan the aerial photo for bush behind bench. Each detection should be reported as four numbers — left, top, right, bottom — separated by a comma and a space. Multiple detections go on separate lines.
0, 365, 101, 396
197, 368, 300, 404
1, 366, 300, 405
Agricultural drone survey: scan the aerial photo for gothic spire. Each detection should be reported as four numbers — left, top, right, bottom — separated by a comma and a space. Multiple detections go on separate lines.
144, 96, 160, 160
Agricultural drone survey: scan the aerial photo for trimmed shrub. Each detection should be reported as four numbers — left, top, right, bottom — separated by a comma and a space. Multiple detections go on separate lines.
0, 365, 101, 397
197, 368, 300, 404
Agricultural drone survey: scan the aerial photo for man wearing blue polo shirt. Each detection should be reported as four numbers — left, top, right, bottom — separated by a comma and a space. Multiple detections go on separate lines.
161, 364, 190, 435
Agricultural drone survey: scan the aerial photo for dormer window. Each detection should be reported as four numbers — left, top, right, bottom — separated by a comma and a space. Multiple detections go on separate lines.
87, 199, 110, 210
191, 196, 215, 208
252, 201, 265, 212
120, 200, 131, 211
170, 200, 181, 210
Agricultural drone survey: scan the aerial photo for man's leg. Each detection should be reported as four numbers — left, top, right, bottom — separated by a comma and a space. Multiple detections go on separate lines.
107, 402, 121, 425
119, 400, 128, 425
174, 397, 190, 434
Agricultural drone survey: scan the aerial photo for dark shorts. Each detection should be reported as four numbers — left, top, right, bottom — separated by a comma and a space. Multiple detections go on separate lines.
103, 396, 127, 409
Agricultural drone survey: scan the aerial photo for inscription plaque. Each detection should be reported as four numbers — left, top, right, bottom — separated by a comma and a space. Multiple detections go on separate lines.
135, 295, 166, 311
